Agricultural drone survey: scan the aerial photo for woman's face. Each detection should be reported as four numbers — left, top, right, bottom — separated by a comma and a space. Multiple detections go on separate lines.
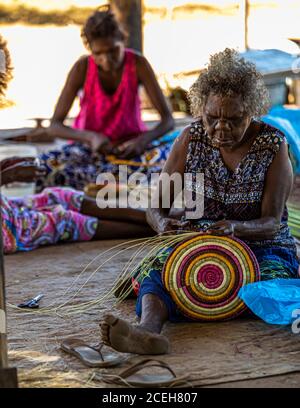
202, 94, 252, 149
89, 37, 125, 72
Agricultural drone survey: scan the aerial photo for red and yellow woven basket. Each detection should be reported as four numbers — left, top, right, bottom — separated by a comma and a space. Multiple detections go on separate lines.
162, 234, 260, 321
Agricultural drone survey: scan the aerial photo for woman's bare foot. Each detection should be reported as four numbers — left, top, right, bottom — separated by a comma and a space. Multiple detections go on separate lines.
100, 313, 170, 355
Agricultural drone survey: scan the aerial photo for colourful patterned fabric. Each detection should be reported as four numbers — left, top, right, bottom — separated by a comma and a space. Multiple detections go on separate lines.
1, 187, 98, 254
38, 141, 172, 191
73, 49, 147, 142
162, 235, 260, 321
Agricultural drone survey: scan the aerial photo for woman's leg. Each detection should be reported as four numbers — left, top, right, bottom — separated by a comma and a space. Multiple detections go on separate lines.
81, 196, 148, 224
100, 294, 170, 355
92, 219, 154, 239
81, 195, 155, 239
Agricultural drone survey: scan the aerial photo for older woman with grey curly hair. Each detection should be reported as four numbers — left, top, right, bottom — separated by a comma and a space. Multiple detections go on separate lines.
100, 49, 299, 356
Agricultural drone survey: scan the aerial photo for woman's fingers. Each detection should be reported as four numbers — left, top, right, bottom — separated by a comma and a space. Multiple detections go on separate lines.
206, 222, 234, 236
118, 146, 136, 159
158, 218, 191, 235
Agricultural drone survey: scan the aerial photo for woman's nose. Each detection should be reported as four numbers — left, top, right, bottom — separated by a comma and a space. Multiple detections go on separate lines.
215, 119, 231, 130
101, 55, 109, 67
97, 54, 111, 69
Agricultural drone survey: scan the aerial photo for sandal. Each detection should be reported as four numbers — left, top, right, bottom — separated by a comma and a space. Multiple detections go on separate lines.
61, 338, 125, 368
98, 358, 189, 387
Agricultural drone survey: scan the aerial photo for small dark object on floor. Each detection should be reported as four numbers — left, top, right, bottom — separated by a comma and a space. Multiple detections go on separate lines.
17, 294, 44, 309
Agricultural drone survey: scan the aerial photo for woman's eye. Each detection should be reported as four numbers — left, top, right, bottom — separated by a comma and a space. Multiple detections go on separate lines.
232, 117, 243, 125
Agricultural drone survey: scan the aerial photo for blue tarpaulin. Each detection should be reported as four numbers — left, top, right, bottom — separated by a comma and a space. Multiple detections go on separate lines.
263, 106, 300, 174
240, 49, 298, 75
239, 279, 300, 326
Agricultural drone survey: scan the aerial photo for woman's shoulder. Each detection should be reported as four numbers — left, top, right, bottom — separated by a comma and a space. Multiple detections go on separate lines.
188, 118, 206, 139
255, 120, 286, 153
133, 50, 150, 70
68, 55, 89, 86
126, 50, 146, 82
128, 49, 144, 60
72, 55, 89, 70
173, 120, 205, 149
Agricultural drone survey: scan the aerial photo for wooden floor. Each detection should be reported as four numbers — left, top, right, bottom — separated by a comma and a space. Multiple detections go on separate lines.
5, 238, 300, 388
2, 127, 300, 389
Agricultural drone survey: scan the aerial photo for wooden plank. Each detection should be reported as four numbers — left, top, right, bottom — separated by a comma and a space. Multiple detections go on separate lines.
0, 368, 18, 388
0, 210, 8, 369
110, 0, 143, 52
0, 173, 19, 389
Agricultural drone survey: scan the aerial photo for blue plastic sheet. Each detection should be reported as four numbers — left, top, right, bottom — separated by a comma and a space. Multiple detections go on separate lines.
239, 279, 300, 325
263, 106, 300, 174
240, 49, 298, 75
151, 129, 181, 147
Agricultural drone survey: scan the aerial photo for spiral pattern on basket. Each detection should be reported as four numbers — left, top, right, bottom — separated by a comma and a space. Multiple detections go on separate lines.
162, 235, 260, 321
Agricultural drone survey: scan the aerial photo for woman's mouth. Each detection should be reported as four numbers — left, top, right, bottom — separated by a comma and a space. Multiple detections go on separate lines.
215, 138, 233, 146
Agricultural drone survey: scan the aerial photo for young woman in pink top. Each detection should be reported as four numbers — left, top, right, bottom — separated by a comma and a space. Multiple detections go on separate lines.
36, 6, 175, 191
0, 33, 156, 255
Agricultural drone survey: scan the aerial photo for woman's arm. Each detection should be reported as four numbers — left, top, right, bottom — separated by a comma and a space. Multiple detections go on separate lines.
136, 54, 175, 145
146, 127, 190, 234
208, 142, 294, 240
115, 54, 175, 159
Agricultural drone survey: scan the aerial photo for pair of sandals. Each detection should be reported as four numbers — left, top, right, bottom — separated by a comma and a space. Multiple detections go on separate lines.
61, 338, 188, 387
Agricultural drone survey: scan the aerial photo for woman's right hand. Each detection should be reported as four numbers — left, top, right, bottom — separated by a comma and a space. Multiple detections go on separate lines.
147, 210, 191, 235
157, 217, 191, 235
87, 132, 114, 155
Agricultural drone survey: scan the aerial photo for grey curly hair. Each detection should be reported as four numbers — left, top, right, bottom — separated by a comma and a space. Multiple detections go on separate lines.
188, 48, 270, 117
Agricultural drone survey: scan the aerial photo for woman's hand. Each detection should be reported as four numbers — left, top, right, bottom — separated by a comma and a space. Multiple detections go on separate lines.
147, 211, 191, 235
114, 136, 148, 159
157, 217, 191, 235
1, 160, 47, 185
87, 132, 114, 155
206, 220, 237, 236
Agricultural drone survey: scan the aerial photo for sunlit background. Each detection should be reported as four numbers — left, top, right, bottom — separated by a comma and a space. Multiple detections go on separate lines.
0, 0, 300, 127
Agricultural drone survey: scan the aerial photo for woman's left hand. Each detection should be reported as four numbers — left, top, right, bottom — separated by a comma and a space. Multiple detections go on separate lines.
114, 136, 148, 159
206, 220, 237, 236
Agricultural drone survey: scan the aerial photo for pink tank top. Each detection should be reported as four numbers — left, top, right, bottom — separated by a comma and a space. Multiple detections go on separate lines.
73, 49, 147, 142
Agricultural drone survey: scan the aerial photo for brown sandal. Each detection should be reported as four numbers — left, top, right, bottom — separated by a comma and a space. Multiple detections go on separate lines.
97, 358, 190, 387
61, 338, 125, 368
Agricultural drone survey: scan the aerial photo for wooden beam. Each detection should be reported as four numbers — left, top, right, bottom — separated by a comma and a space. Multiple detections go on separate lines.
0, 209, 8, 369
241, 0, 250, 51
110, 0, 143, 52
0, 368, 18, 388
0, 205, 18, 387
